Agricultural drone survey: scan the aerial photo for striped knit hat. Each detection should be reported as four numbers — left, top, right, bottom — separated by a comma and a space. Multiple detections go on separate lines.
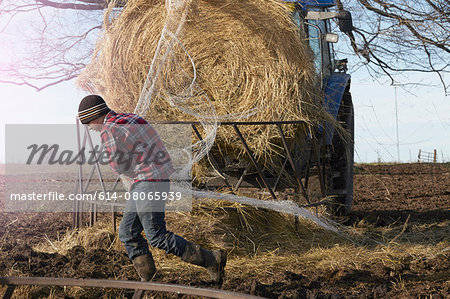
78, 95, 111, 124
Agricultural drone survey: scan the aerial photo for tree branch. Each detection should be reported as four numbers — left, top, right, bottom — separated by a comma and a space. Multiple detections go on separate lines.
35, 0, 108, 10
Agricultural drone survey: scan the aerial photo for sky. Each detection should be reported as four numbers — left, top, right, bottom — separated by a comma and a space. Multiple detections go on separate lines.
351, 76, 450, 163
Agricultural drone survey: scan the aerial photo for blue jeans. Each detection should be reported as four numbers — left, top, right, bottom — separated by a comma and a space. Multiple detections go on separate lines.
118, 181, 187, 259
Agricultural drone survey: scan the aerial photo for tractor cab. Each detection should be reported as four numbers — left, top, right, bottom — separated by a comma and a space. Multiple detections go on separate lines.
286, 0, 353, 82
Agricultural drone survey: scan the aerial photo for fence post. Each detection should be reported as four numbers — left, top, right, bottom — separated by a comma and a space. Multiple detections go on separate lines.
433, 149, 437, 163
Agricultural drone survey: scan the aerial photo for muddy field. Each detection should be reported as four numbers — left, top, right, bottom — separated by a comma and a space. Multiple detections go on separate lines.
0, 163, 449, 298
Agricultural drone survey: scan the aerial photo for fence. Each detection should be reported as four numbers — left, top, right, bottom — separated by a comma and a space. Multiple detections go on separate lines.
418, 149, 437, 163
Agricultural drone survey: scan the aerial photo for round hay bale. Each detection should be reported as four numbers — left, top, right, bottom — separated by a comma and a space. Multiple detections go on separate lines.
77, 0, 323, 162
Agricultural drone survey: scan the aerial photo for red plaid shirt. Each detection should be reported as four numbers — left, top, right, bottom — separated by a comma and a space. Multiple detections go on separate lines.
100, 111, 175, 182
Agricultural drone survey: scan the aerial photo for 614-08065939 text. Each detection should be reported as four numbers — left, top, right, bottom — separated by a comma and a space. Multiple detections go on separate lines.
9, 191, 183, 201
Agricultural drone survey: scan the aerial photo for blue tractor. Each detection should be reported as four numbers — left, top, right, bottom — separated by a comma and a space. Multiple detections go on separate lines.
287, 0, 355, 214
290, 0, 355, 214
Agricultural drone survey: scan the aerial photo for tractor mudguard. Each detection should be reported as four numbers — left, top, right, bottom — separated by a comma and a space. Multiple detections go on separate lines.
322, 72, 351, 144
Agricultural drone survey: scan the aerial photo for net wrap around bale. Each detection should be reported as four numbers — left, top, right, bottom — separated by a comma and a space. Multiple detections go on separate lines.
77, 0, 330, 169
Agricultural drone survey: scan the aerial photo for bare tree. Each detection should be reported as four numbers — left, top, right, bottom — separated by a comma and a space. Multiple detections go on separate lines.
337, 0, 449, 94
0, 0, 448, 93
0, 0, 115, 90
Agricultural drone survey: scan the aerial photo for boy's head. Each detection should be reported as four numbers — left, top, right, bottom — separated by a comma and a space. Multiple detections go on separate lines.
78, 95, 111, 130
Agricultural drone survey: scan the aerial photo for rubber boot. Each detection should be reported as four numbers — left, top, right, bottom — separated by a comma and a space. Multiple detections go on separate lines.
181, 241, 227, 284
132, 253, 156, 281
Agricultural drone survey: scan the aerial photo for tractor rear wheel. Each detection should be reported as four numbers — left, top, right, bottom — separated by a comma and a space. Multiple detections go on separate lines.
326, 89, 354, 215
